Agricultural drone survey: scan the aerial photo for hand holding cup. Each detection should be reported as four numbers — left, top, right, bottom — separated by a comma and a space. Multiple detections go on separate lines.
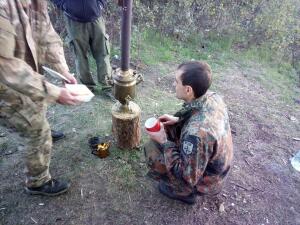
145, 117, 161, 132
145, 117, 167, 144
159, 114, 179, 126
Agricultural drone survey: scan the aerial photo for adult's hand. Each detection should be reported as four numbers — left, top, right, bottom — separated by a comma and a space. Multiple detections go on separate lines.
63, 72, 77, 84
159, 114, 179, 126
57, 88, 81, 105
145, 125, 168, 145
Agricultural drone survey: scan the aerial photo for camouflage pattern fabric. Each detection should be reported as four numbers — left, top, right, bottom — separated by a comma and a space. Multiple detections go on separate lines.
0, 87, 52, 188
0, 0, 69, 102
0, 0, 70, 187
144, 91, 233, 196
65, 15, 111, 86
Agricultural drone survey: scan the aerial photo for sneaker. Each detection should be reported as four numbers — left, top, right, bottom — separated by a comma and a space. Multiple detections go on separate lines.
51, 130, 65, 142
158, 181, 196, 205
25, 179, 70, 196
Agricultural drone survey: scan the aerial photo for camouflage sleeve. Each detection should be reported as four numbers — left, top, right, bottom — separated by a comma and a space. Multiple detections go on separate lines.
0, 14, 60, 102
163, 134, 212, 187
38, 1, 69, 75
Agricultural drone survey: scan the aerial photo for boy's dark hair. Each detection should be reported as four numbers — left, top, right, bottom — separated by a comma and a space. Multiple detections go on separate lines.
178, 61, 212, 98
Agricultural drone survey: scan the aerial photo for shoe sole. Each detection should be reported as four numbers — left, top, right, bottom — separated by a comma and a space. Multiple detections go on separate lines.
159, 184, 196, 205
25, 187, 69, 197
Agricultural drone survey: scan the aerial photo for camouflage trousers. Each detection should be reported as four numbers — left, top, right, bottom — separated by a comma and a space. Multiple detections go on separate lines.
144, 140, 225, 196
0, 85, 52, 188
144, 140, 196, 196
65, 16, 112, 87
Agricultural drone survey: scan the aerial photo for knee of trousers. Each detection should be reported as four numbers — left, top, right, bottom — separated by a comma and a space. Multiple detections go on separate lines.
24, 114, 51, 136
144, 140, 161, 161
3, 98, 51, 143
25, 121, 52, 171
20, 112, 52, 148
144, 140, 167, 174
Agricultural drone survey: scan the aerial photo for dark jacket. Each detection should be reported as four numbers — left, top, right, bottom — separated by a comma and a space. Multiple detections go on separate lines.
51, 0, 107, 22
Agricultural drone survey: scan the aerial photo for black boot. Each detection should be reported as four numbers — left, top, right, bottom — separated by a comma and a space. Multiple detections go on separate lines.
158, 181, 196, 205
51, 130, 65, 142
25, 179, 70, 196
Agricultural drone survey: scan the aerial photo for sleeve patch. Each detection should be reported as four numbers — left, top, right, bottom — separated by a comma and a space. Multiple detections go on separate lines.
181, 135, 200, 155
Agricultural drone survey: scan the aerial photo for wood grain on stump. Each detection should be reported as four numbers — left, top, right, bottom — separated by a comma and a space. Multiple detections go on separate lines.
112, 101, 141, 149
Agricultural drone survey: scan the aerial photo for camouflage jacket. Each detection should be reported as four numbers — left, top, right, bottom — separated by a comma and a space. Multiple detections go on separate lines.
0, 0, 69, 102
162, 91, 233, 194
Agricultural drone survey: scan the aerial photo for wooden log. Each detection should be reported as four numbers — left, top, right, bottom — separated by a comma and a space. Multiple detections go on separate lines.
112, 101, 141, 149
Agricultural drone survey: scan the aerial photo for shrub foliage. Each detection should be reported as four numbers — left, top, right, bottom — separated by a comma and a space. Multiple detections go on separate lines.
50, 0, 300, 72
109, 1, 299, 69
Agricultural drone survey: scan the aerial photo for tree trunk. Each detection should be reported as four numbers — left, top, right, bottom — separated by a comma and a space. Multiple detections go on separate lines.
112, 101, 141, 149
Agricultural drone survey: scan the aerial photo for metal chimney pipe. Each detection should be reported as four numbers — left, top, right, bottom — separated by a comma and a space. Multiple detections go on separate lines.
111, 0, 141, 149
120, 0, 133, 71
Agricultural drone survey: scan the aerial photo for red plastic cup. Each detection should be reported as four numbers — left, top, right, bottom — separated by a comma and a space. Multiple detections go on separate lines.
145, 117, 161, 132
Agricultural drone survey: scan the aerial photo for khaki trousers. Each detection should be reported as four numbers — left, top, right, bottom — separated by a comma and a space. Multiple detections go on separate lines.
0, 85, 52, 188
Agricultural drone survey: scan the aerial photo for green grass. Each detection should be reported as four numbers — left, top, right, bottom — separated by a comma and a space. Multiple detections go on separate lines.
129, 30, 237, 69
107, 146, 143, 190
48, 98, 114, 177
115, 163, 136, 189
0, 142, 8, 152
231, 45, 298, 103
128, 29, 298, 104
49, 96, 146, 187
260, 65, 297, 102
136, 89, 181, 117
60, 29, 298, 180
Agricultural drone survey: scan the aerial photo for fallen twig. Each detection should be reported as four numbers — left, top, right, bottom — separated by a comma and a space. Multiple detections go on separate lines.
230, 182, 252, 191
231, 182, 265, 193
253, 187, 264, 192
127, 188, 132, 202
244, 159, 252, 168
30, 217, 37, 224
292, 137, 300, 141
80, 188, 83, 199
244, 158, 259, 171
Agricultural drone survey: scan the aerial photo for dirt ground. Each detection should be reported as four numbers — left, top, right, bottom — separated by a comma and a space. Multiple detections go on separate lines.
0, 58, 300, 225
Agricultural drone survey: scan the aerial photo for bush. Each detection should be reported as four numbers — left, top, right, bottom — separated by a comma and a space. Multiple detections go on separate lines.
49, 1, 300, 74
106, 0, 300, 72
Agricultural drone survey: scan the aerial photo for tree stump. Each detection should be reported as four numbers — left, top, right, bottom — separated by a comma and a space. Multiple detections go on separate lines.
112, 101, 141, 149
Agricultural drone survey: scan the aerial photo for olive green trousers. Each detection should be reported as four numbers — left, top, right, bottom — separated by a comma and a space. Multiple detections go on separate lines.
65, 16, 112, 87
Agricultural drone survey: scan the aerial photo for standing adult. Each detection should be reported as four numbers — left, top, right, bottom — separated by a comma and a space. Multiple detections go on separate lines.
0, 0, 81, 196
144, 61, 233, 204
51, 0, 112, 91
